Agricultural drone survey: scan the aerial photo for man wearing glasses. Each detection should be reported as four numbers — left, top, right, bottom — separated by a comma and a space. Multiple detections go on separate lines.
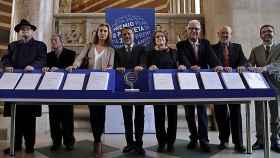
176, 20, 223, 153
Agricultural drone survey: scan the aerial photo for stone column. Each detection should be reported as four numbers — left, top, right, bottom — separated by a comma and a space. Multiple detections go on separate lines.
203, 0, 280, 57
10, 0, 54, 51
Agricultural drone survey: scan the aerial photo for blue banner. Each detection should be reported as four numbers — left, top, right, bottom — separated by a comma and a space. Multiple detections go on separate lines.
106, 8, 155, 48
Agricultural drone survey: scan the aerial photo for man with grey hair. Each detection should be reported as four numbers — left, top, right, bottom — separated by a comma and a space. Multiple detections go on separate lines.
212, 25, 248, 153
249, 24, 280, 153
43, 34, 76, 151
177, 19, 223, 152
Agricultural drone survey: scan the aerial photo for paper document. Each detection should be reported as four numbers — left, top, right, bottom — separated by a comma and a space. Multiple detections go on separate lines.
16, 73, 42, 90
177, 73, 199, 90
242, 72, 269, 89
221, 72, 245, 89
153, 73, 174, 90
38, 72, 64, 90
200, 72, 223, 89
0, 73, 22, 89
86, 72, 109, 90
63, 73, 86, 90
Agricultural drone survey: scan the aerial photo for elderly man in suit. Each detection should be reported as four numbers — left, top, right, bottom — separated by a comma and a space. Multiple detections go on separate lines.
114, 27, 146, 155
212, 26, 247, 153
1, 19, 47, 154
176, 20, 223, 152
249, 24, 280, 153
43, 34, 76, 151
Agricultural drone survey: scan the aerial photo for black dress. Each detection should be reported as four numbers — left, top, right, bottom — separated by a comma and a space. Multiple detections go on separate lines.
147, 48, 178, 148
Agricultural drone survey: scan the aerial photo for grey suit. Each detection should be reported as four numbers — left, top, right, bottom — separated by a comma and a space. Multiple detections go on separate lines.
249, 43, 280, 145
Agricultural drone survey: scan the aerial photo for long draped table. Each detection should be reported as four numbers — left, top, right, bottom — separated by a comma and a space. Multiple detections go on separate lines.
0, 69, 276, 158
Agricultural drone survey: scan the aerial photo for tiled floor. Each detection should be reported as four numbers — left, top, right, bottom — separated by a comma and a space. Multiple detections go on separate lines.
0, 105, 279, 158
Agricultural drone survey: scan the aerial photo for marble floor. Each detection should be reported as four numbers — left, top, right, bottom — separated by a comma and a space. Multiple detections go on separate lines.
0, 105, 279, 158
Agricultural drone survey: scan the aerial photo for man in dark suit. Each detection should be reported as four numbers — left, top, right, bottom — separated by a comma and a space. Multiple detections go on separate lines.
42, 34, 76, 151
1, 19, 47, 154
114, 27, 146, 155
212, 26, 247, 153
176, 20, 223, 152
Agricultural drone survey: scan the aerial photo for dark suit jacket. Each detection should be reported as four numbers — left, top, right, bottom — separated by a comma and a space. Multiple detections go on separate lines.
47, 48, 76, 68
114, 44, 146, 69
177, 39, 221, 68
212, 42, 248, 68
2, 38, 47, 117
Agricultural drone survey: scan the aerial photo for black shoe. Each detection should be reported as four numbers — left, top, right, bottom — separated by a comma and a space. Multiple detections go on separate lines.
252, 141, 263, 150
3, 147, 22, 155
234, 145, 246, 153
25, 147, 35, 153
271, 144, 280, 153
218, 142, 229, 150
65, 144, 74, 151
187, 141, 197, 149
200, 143, 211, 153
50, 144, 61, 151
135, 146, 145, 155
167, 144, 175, 153
122, 144, 135, 153
157, 144, 165, 152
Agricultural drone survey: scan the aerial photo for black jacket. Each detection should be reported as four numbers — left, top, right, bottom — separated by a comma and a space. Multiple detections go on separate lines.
177, 39, 221, 69
212, 42, 248, 68
2, 38, 47, 117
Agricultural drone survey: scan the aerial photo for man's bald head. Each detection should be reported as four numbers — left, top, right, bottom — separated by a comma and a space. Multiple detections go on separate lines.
217, 25, 232, 44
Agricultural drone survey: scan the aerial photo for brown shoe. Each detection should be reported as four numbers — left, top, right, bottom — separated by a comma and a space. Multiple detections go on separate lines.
93, 142, 102, 158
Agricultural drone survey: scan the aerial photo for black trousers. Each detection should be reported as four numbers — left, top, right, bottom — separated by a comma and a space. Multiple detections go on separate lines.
49, 105, 75, 146
154, 105, 177, 146
184, 104, 209, 144
122, 105, 145, 147
214, 104, 243, 146
89, 105, 106, 143
15, 115, 36, 149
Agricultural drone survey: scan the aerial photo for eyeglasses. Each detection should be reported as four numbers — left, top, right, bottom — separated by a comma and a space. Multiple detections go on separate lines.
188, 27, 200, 31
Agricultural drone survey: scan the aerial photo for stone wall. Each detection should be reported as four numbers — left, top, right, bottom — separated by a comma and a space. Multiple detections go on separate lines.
203, 0, 280, 57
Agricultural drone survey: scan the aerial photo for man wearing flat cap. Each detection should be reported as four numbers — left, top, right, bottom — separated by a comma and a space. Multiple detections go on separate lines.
1, 19, 47, 154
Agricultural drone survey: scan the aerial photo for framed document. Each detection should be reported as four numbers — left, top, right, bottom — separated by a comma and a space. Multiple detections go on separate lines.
242, 72, 269, 89
153, 73, 174, 90
177, 73, 199, 90
0, 73, 22, 89
200, 72, 223, 89
38, 72, 64, 90
16, 73, 42, 90
86, 72, 109, 90
63, 73, 86, 90
221, 72, 245, 89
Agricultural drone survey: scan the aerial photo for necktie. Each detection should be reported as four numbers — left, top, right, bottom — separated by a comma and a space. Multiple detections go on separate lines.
265, 45, 271, 60
223, 45, 230, 67
127, 45, 132, 53
192, 43, 199, 61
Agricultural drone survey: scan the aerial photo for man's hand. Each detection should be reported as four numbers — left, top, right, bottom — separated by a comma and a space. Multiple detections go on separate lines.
214, 66, 223, 72
134, 66, 144, 72
191, 65, 201, 71
5, 67, 14, 72
237, 66, 246, 73
42, 67, 49, 72
24, 65, 34, 71
178, 65, 187, 71
149, 65, 158, 71
50, 67, 59, 71
223, 67, 232, 72
248, 67, 266, 73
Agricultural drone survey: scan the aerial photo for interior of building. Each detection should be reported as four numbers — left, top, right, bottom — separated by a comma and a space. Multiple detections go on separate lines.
0, 0, 280, 157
